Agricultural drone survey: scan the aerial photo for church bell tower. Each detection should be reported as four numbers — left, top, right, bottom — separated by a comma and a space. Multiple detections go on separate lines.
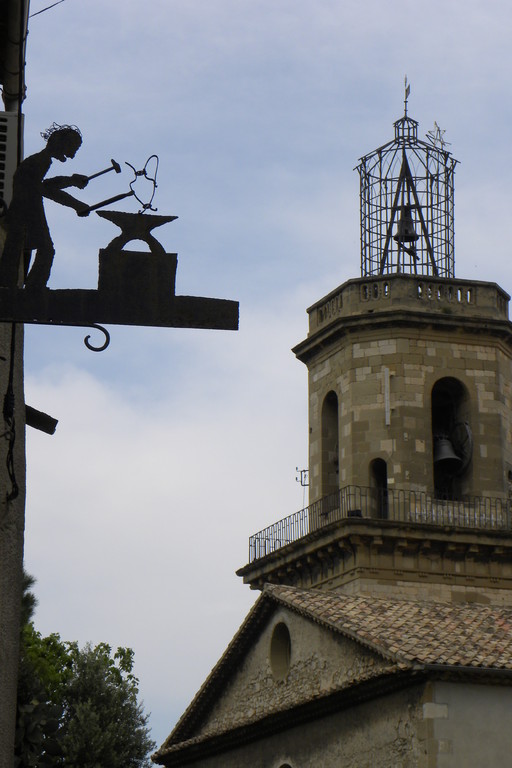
239, 95, 512, 604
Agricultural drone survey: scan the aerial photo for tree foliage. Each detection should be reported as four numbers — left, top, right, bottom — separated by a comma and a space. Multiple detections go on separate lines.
16, 572, 155, 768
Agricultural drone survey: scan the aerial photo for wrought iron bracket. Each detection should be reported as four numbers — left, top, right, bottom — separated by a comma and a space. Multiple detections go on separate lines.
0, 211, 239, 349
0, 317, 110, 351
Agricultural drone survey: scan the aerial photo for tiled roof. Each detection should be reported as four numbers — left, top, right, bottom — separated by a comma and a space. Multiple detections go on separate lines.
265, 584, 512, 669
155, 586, 512, 764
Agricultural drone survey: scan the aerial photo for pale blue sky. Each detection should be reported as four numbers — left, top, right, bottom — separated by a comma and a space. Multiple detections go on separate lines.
20, 0, 512, 748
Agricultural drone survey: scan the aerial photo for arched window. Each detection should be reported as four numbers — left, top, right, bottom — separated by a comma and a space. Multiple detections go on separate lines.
321, 391, 339, 497
370, 458, 388, 519
270, 623, 291, 681
431, 377, 471, 499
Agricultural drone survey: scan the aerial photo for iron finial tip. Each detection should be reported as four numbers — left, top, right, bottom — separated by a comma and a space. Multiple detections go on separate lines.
404, 75, 411, 116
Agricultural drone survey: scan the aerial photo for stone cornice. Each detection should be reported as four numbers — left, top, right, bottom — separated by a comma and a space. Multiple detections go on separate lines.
293, 307, 512, 364
238, 517, 512, 597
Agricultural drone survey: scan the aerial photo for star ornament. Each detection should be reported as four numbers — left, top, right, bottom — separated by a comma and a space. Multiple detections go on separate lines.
426, 121, 451, 150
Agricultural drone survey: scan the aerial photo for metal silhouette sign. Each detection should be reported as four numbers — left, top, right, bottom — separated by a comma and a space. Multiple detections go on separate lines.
0, 123, 238, 350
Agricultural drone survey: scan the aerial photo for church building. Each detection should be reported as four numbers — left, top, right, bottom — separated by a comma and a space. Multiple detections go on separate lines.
153, 100, 512, 767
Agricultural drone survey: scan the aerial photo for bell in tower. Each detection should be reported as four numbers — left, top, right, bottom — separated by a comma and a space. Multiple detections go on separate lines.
357, 85, 457, 278
433, 434, 462, 472
164, 90, 512, 768
393, 204, 419, 245
393, 203, 419, 264
240, 89, 512, 607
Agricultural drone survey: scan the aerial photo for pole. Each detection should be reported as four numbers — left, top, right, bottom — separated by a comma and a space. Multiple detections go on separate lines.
0, 1, 29, 761
0, 322, 26, 768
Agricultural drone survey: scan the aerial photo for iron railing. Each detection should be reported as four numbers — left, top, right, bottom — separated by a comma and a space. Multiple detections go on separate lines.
248, 485, 511, 563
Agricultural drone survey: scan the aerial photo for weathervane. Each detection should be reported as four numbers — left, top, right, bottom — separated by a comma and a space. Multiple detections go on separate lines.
404, 75, 411, 116
0, 123, 238, 350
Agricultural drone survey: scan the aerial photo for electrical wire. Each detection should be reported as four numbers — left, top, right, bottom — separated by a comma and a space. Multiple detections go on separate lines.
29, 0, 66, 18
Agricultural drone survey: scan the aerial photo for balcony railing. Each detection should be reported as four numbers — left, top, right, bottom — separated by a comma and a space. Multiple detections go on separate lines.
248, 485, 512, 563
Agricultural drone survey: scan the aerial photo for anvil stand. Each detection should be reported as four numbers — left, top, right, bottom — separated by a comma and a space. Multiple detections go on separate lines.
0, 211, 239, 350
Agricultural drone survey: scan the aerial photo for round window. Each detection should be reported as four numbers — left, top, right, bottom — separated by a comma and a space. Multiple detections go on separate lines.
270, 622, 291, 681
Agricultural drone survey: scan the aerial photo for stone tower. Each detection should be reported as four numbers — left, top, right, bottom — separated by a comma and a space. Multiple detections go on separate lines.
157, 101, 512, 768
239, 104, 512, 605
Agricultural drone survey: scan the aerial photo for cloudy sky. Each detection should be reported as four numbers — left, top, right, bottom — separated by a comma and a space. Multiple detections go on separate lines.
19, 0, 512, 749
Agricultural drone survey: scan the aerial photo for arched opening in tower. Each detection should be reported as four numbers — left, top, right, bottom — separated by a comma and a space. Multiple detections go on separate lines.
431, 377, 471, 499
321, 390, 339, 498
370, 458, 388, 519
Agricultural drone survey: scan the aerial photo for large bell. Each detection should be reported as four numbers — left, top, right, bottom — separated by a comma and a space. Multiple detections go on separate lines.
393, 204, 419, 243
433, 434, 462, 473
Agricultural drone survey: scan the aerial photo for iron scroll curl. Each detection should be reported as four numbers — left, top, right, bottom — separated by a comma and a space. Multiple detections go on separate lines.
0, 317, 113, 353
83, 324, 111, 352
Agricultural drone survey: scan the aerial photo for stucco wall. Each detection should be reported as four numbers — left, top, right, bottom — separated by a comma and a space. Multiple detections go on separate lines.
427, 680, 512, 766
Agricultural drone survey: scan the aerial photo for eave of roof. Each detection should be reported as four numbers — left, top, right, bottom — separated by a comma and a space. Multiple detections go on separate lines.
153, 663, 512, 767
152, 667, 419, 766
153, 585, 512, 765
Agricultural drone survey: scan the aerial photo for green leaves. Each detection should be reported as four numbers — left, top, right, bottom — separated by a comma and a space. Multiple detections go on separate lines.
14, 677, 64, 767
56, 641, 155, 767
16, 573, 155, 768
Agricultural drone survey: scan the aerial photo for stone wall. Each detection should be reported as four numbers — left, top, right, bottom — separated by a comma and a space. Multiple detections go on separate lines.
308, 275, 509, 333
165, 677, 512, 767
178, 684, 426, 768
299, 276, 512, 504
194, 606, 390, 740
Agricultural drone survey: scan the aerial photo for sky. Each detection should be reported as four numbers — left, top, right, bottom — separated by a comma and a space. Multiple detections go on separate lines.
17, 0, 512, 750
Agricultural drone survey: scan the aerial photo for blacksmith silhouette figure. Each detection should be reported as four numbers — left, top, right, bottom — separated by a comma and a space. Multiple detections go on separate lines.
0, 123, 89, 289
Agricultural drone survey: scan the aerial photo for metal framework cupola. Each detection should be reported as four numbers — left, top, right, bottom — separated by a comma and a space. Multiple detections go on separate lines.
356, 83, 458, 279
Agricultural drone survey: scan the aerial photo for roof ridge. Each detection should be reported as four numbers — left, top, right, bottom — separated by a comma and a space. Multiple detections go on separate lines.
263, 584, 512, 668
156, 585, 512, 763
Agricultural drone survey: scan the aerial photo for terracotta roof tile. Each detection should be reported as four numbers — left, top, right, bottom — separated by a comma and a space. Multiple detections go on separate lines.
155, 585, 512, 763
265, 584, 512, 669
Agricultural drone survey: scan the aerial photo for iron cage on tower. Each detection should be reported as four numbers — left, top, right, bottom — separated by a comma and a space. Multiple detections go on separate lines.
356, 93, 458, 279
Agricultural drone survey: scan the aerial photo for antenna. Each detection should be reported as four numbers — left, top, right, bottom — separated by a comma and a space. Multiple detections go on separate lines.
296, 467, 309, 509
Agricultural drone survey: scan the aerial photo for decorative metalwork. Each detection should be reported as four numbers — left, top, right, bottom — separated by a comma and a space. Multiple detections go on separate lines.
356, 89, 458, 278
80, 154, 159, 216
0, 316, 111, 352
0, 126, 239, 352
83, 324, 110, 351
86, 157, 121, 181
0, 123, 88, 290
426, 121, 450, 151
127, 154, 159, 212
248, 485, 511, 562
95, 210, 174, 254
